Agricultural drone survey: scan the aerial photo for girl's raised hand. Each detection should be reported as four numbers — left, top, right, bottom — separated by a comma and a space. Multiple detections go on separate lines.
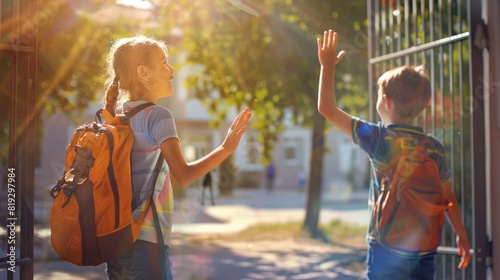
222, 107, 252, 153
317, 29, 346, 68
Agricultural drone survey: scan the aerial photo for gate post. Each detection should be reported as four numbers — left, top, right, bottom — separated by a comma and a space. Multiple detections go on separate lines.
468, 0, 488, 279
487, 0, 500, 278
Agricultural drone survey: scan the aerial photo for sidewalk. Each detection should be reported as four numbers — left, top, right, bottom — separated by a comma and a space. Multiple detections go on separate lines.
32, 187, 369, 280
173, 187, 369, 234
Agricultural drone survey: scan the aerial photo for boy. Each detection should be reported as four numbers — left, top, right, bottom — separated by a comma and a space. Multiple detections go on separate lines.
316, 29, 470, 279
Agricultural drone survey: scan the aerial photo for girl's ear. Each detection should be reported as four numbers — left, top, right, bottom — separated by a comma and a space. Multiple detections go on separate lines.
136, 65, 150, 82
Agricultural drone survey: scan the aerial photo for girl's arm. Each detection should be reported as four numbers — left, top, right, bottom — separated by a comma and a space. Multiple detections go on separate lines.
161, 107, 251, 187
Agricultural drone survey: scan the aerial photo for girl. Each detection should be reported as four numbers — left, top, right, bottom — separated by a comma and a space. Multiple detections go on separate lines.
102, 35, 251, 279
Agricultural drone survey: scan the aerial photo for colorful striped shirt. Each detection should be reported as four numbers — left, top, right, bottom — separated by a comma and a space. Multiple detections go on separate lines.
351, 117, 450, 243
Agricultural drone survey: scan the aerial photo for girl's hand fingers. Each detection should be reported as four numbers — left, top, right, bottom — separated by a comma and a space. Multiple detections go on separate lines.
239, 108, 251, 123
233, 108, 251, 130
234, 107, 248, 122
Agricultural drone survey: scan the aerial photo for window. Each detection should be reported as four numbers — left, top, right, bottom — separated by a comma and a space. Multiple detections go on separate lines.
285, 146, 296, 160
283, 138, 301, 165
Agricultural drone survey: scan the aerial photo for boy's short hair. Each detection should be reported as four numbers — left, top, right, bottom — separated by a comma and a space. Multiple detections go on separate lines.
377, 65, 431, 120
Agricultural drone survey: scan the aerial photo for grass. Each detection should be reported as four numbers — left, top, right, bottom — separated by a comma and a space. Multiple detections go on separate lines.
185, 219, 367, 248
320, 219, 367, 240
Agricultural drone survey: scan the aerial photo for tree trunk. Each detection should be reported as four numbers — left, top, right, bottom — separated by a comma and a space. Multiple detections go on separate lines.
303, 110, 326, 238
218, 155, 235, 196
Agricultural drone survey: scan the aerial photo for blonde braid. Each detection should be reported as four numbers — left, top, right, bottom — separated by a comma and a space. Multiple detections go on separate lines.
103, 77, 120, 115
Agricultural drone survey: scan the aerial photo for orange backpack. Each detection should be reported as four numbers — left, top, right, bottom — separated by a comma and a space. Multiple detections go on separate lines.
50, 103, 157, 266
372, 137, 452, 255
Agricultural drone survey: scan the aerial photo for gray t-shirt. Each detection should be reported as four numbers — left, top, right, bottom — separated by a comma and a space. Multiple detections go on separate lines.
118, 101, 179, 244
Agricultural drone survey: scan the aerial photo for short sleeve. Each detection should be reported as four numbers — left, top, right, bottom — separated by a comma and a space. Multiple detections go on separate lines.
146, 106, 179, 145
351, 117, 383, 158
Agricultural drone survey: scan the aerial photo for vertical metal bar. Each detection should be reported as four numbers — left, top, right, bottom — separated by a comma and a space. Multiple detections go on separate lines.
429, 0, 436, 133
389, 1, 394, 58
396, 1, 402, 64
29, 2, 37, 277
0, 0, 2, 39
436, 0, 447, 140
416, 1, 432, 131
438, 0, 444, 138
374, 0, 381, 92
19, 54, 35, 280
374, 0, 382, 122
374, 0, 380, 60
412, 0, 418, 65
453, 0, 464, 277
435, 15, 447, 278
468, 0, 487, 278
2, 1, 38, 278
420, 0, 426, 64
19, 2, 37, 278
381, 0, 387, 72
381, 0, 386, 58
447, 0, 456, 277
386, 0, 394, 53
6, 37, 18, 280
6, 1, 20, 278
368, 0, 375, 122
487, 0, 500, 277
404, 0, 410, 64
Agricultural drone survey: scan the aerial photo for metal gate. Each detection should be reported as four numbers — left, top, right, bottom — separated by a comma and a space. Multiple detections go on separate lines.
0, 0, 38, 279
367, 0, 488, 279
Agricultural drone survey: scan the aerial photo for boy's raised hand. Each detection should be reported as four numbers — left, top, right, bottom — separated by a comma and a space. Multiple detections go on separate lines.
317, 29, 346, 68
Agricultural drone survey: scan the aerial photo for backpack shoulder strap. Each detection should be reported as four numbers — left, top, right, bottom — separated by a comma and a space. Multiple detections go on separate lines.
123, 102, 155, 119
95, 102, 155, 124
379, 135, 420, 190
147, 154, 168, 277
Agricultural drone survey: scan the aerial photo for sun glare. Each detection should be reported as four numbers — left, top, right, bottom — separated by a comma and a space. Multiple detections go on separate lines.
116, 0, 152, 10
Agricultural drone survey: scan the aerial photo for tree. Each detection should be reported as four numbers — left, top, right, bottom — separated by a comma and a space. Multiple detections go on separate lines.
160, 0, 368, 237
0, 1, 170, 167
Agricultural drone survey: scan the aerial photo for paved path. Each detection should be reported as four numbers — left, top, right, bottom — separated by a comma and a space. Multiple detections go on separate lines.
31, 187, 370, 279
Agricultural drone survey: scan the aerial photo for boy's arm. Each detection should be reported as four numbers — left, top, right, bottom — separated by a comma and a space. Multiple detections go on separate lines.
442, 180, 471, 269
317, 30, 352, 137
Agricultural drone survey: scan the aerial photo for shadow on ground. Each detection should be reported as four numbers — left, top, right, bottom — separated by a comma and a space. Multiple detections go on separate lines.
171, 235, 367, 280
34, 235, 367, 280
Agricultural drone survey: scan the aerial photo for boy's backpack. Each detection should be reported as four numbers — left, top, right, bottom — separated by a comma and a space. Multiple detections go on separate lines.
372, 137, 452, 255
49, 102, 159, 266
